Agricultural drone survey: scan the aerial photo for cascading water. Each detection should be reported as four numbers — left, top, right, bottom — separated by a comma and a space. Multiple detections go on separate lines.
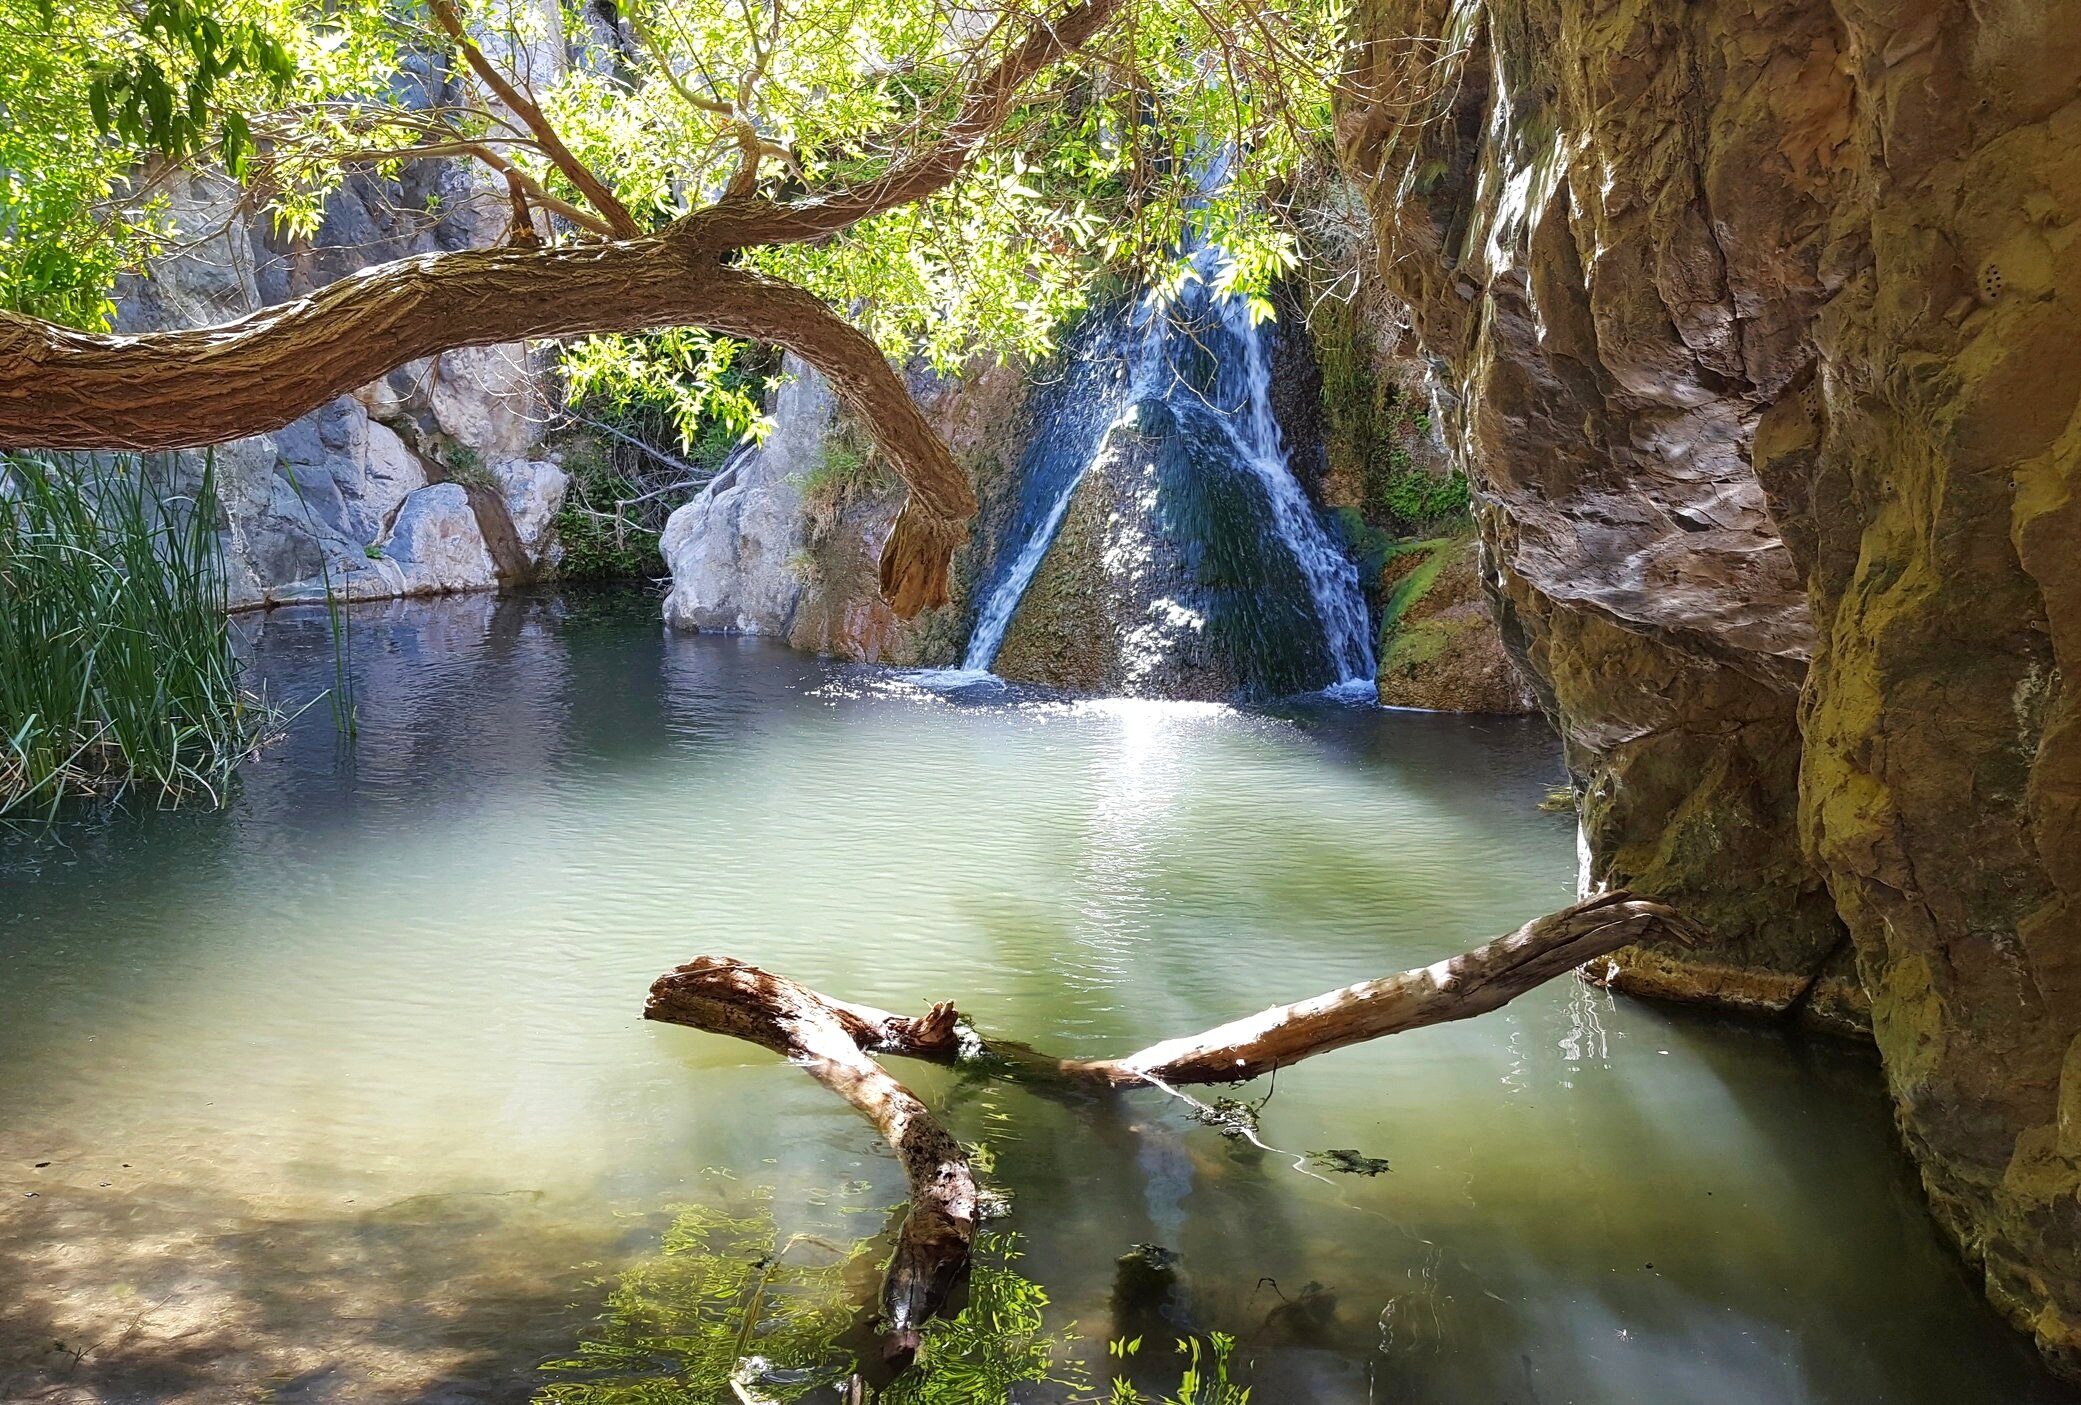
958, 247, 1376, 696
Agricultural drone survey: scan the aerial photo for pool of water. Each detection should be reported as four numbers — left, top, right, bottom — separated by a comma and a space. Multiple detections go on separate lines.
0, 587, 2066, 1403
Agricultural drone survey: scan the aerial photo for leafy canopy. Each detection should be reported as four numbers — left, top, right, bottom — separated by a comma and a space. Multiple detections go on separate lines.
3, 0, 1350, 439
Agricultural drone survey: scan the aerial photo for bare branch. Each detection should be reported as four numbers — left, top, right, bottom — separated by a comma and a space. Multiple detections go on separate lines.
427, 0, 644, 237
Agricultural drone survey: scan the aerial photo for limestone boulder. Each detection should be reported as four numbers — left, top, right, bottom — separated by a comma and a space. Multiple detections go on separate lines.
660, 361, 826, 635
494, 460, 569, 572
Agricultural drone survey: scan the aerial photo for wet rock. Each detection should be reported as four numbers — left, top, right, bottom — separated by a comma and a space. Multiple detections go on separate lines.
992, 402, 1338, 701
1345, 0, 2081, 1370
1374, 537, 1537, 714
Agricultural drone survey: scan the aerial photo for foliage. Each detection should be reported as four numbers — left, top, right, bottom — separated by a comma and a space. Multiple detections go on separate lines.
0, 453, 260, 817
5, 0, 1357, 397
794, 418, 890, 543
553, 442, 671, 581
563, 329, 773, 456
1107, 1334, 1252, 1404
535, 1191, 1081, 1404
552, 346, 775, 580
1375, 465, 1469, 535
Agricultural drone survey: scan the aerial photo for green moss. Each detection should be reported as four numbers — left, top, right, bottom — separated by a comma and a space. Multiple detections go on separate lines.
1376, 536, 1454, 640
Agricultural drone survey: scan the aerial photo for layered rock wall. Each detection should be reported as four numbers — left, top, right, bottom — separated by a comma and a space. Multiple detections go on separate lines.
1344, 0, 2080, 1369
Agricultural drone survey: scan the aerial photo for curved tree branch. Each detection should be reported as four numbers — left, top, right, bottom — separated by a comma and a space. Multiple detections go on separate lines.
0, 239, 975, 613
696, 266, 977, 613
0, 0, 1133, 618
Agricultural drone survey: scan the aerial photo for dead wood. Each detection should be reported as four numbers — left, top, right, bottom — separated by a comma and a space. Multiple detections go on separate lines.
643, 889, 1699, 1360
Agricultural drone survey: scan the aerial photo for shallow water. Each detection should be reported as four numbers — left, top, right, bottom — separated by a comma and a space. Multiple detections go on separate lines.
0, 588, 2066, 1403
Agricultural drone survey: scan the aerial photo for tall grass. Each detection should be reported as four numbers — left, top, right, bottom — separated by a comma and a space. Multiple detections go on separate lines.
0, 452, 261, 818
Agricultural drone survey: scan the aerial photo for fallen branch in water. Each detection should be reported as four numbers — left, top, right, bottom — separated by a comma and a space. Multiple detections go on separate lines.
643, 888, 1700, 1367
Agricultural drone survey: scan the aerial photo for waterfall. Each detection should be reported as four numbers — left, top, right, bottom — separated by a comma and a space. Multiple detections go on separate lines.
959, 252, 1376, 692
1213, 283, 1376, 685
960, 310, 1159, 673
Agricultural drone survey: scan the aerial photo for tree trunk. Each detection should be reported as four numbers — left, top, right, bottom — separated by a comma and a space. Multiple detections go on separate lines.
0, 237, 975, 614
643, 890, 1699, 1359
645, 959, 972, 1369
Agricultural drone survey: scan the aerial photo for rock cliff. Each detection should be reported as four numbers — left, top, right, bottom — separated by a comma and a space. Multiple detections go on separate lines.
1343, 0, 2080, 1371
118, 139, 561, 609
660, 355, 1030, 665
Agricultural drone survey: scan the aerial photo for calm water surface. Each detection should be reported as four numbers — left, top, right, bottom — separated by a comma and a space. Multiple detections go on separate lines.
0, 588, 2066, 1403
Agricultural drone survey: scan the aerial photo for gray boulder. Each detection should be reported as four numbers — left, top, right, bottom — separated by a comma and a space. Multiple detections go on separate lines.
660, 358, 833, 634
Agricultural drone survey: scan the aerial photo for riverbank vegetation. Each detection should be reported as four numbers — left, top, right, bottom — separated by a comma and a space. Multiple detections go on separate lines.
0, 454, 259, 817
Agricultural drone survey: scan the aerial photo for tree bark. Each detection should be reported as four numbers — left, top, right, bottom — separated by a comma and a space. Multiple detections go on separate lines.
643, 890, 1699, 1356
645, 958, 971, 1369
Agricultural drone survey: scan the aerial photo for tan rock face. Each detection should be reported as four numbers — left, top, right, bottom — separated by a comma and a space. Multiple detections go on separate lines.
1344, 0, 1853, 1016
1346, 0, 2081, 1371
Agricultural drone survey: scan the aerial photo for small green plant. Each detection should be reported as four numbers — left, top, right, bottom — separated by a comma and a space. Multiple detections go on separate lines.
1107, 1334, 1252, 1404
1376, 466, 1470, 535
0, 451, 263, 817
438, 442, 497, 492
537, 1189, 1080, 1404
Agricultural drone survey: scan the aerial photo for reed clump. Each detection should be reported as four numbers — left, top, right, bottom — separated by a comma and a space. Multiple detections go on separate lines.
0, 452, 262, 817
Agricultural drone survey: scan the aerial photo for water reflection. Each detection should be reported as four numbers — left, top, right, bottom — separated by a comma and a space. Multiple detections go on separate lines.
0, 588, 2065, 1403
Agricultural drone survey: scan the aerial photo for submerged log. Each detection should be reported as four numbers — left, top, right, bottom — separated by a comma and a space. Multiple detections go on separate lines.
643, 889, 1699, 1361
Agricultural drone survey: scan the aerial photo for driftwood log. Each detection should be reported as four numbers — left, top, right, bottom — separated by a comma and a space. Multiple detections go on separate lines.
644, 889, 1700, 1366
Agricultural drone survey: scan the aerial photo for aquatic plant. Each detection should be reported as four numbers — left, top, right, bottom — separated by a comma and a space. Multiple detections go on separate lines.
0, 452, 261, 817
1107, 1334, 1252, 1405
535, 1184, 1278, 1405
535, 1191, 1079, 1404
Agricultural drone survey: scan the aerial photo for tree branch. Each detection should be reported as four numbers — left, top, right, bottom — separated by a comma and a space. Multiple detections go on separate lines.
338, 140, 620, 237
646, 892, 1698, 1360
427, 0, 644, 238
694, 0, 1129, 240
694, 265, 976, 613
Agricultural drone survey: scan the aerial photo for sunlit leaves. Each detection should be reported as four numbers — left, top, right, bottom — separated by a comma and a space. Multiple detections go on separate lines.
562, 328, 770, 449
4, 0, 1352, 369
87, 0, 295, 173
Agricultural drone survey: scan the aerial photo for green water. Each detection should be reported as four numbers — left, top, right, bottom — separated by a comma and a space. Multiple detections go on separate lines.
0, 588, 2065, 1403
